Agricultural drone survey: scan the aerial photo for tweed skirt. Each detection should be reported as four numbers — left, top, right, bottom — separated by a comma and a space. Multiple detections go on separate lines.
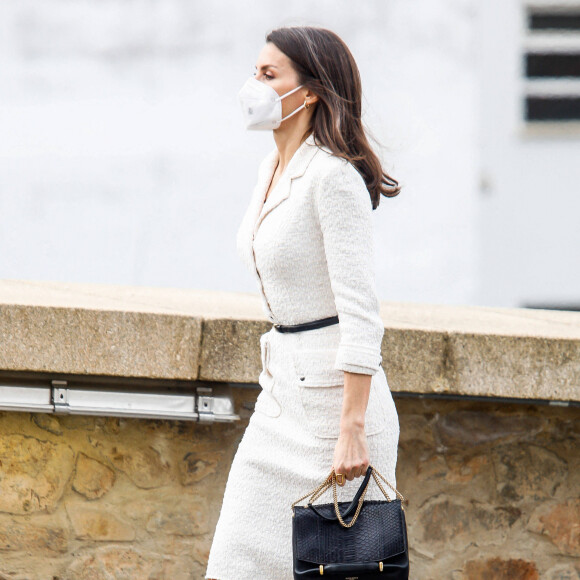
204, 323, 400, 580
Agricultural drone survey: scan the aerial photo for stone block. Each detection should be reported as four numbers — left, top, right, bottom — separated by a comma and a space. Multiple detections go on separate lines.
492, 444, 568, 502
66, 503, 135, 541
462, 557, 539, 579
31, 413, 63, 435
179, 450, 222, 485
199, 318, 269, 383
416, 495, 521, 551
444, 453, 490, 485
435, 409, 542, 448
544, 563, 580, 580
89, 438, 172, 489
0, 434, 74, 514
0, 518, 68, 553
65, 546, 154, 579
72, 452, 116, 500
145, 496, 209, 536
527, 498, 580, 557
0, 303, 202, 380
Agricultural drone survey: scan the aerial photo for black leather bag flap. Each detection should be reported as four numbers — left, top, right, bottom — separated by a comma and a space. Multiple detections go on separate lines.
292, 499, 406, 564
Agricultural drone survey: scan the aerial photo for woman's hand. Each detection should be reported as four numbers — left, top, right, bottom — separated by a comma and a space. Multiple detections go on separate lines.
332, 422, 370, 483
331, 370, 371, 484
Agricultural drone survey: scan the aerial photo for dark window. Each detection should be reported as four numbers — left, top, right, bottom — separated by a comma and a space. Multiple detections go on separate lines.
524, 8, 580, 123
526, 96, 580, 120
529, 12, 580, 31
526, 53, 580, 77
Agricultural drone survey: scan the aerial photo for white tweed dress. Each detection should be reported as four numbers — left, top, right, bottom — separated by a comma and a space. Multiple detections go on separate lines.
205, 134, 400, 580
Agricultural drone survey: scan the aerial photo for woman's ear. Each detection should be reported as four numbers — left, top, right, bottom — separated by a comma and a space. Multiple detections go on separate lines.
304, 91, 319, 106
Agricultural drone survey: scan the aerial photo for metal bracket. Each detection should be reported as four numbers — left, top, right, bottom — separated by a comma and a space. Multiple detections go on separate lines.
52, 380, 70, 414
196, 384, 240, 423
197, 386, 214, 422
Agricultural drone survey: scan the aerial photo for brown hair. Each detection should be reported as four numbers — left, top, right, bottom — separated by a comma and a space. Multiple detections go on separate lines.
265, 26, 401, 209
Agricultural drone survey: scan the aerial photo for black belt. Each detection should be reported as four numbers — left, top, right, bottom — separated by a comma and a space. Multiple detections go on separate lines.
273, 315, 339, 333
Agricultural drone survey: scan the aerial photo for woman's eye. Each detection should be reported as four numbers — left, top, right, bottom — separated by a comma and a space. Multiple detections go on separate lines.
252, 71, 274, 80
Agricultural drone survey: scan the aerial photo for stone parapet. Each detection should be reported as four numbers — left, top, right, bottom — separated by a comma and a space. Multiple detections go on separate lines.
1, 278, 579, 402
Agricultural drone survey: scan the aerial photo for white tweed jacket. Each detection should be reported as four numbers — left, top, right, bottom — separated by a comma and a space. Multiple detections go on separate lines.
236, 133, 385, 376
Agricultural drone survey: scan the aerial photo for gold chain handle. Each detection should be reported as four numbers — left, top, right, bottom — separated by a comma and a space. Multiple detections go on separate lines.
371, 466, 405, 503
291, 465, 406, 528
290, 470, 334, 512
331, 469, 371, 527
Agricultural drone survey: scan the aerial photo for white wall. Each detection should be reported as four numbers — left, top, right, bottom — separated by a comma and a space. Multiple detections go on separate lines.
477, 0, 580, 309
0, 0, 493, 308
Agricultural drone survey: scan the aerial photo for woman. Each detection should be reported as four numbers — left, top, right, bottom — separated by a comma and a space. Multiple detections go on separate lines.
206, 25, 402, 580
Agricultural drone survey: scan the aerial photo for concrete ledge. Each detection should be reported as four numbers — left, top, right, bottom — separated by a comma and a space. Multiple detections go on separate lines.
1, 278, 579, 402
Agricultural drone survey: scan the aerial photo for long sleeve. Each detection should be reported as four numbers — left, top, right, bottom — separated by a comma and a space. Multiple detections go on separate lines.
313, 159, 385, 375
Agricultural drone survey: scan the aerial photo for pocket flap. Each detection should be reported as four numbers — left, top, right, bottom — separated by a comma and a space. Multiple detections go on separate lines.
293, 348, 344, 387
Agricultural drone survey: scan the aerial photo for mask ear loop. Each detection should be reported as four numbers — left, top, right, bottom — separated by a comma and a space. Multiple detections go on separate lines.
275, 84, 307, 123
280, 102, 306, 122
275, 84, 304, 101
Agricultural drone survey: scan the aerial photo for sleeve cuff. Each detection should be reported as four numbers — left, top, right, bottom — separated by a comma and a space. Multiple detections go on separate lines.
334, 343, 382, 375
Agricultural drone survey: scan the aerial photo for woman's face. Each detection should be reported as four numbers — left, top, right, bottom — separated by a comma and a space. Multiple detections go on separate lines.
254, 42, 306, 121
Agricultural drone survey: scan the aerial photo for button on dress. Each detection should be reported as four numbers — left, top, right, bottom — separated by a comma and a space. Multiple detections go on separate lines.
205, 134, 400, 580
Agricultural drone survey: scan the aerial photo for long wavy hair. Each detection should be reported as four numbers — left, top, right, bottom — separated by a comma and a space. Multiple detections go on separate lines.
266, 26, 401, 209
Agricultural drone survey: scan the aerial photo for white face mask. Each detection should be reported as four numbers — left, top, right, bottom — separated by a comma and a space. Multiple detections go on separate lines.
237, 76, 305, 130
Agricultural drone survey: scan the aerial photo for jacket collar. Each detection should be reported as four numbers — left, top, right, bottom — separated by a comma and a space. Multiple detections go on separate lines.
251, 133, 322, 238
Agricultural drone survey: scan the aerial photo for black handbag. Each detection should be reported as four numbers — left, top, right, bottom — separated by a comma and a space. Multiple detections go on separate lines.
291, 465, 409, 579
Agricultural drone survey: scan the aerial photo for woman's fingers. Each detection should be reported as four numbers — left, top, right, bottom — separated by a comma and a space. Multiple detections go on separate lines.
332, 463, 369, 484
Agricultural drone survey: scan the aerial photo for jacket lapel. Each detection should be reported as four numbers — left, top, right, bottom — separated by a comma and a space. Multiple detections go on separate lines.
236, 134, 323, 280
252, 133, 321, 238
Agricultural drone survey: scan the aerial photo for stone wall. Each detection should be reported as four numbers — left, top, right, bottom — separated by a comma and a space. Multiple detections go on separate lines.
0, 391, 577, 579
1, 281, 579, 578
0, 387, 254, 580
396, 397, 578, 580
